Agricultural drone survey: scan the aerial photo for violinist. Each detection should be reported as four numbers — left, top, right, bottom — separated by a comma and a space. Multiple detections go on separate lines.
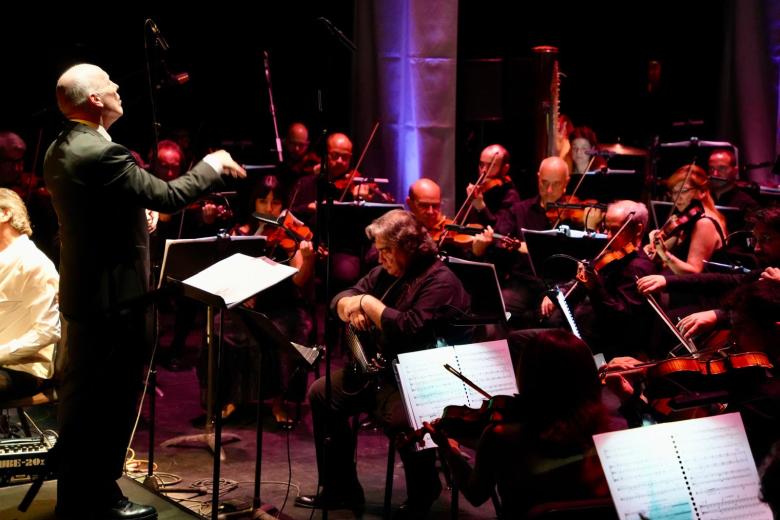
637, 206, 780, 340
289, 131, 393, 225
708, 148, 759, 211
406, 178, 447, 234
0, 131, 58, 263
540, 200, 659, 358
466, 144, 520, 229
281, 122, 311, 175
295, 210, 472, 515
645, 165, 727, 275
603, 279, 780, 461
199, 173, 315, 428
426, 330, 617, 519
472, 157, 569, 329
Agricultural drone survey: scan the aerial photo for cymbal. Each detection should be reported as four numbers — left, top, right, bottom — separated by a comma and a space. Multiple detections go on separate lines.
597, 143, 648, 157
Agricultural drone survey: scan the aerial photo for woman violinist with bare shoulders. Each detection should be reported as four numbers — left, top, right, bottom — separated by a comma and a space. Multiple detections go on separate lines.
645, 165, 727, 274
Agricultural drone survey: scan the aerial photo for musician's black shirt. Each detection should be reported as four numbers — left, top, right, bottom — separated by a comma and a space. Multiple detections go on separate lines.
330, 256, 472, 357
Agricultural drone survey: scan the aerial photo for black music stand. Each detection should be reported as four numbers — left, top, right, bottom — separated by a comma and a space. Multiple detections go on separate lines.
523, 228, 608, 283
329, 200, 403, 249
442, 256, 509, 326
650, 200, 747, 233
567, 168, 644, 202
156, 236, 305, 520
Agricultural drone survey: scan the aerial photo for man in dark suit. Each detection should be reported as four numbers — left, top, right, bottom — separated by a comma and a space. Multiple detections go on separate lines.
44, 63, 245, 520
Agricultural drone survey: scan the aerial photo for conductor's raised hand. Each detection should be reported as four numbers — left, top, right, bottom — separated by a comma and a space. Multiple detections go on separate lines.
205, 150, 247, 179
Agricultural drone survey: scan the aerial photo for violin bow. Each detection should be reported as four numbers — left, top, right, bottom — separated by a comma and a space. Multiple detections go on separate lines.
443, 364, 492, 399
551, 153, 597, 230
263, 50, 284, 164
633, 275, 698, 356
338, 121, 381, 202
437, 152, 499, 249
562, 212, 636, 299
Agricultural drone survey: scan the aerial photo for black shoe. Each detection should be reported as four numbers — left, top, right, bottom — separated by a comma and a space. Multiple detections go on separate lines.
101, 499, 157, 519
56, 499, 157, 520
294, 487, 365, 511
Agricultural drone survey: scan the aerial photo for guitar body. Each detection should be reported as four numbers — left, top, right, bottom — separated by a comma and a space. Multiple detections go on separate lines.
343, 325, 387, 394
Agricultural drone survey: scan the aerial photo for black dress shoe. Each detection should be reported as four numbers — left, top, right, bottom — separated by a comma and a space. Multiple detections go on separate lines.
100, 499, 157, 519
57, 499, 157, 520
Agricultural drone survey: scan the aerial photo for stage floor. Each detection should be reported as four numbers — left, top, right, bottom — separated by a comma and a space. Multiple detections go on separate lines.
0, 476, 201, 519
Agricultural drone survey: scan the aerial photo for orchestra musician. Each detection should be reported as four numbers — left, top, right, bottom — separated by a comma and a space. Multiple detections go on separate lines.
603, 278, 779, 462
708, 148, 759, 211
540, 200, 659, 358
645, 164, 727, 275
295, 209, 471, 517
473, 156, 578, 329
466, 144, 521, 229
426, 330, 618, 518
637, 206, 780, 341
202, 174, 315, 428
567, 126, 606, 174
406, 178, 446, 234
290, 132, 393, 225
0, 131, 59, 263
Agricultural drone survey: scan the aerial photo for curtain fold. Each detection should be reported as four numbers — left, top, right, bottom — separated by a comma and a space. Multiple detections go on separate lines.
354, 0, 459, 214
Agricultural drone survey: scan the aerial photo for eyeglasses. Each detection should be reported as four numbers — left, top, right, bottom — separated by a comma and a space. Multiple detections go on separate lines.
669, 187, 695, 197
751, 233, 778, 246
328, 151, 352, 162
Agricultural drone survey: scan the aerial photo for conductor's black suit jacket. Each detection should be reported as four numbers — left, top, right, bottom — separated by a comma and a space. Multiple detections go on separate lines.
43, 121, 225, 503
45, 121, 223, 320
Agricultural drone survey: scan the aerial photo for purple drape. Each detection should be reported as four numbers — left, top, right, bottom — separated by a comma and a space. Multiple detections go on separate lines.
354, 0, 459, 214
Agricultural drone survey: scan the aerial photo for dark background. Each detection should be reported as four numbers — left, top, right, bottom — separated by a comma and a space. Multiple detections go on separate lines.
1, 2, 726, 188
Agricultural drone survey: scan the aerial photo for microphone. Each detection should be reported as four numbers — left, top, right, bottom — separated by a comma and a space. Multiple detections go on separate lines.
148, 20, 170, 51
585, 149, 616, 158
317, 17, 356, 51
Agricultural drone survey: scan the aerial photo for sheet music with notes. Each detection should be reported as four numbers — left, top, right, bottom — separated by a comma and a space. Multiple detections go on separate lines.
183, 253, 297, 308
593, 413, 772, 520
393, 340, 517, 450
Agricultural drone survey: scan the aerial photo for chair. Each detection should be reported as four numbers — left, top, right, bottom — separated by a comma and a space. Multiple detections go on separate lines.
0, 330, 64, 437
381, 436, 502, 520
526, 497, 616, 519
0, 385, 58, 437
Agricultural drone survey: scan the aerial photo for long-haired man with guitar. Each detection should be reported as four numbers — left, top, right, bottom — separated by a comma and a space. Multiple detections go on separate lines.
296, 209, 471, 517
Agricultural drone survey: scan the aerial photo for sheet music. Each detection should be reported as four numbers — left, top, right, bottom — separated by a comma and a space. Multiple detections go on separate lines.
593, 413, 772, 519
452, 340, 517, 405
183, 253, 297, 308
394, 340, 518, 450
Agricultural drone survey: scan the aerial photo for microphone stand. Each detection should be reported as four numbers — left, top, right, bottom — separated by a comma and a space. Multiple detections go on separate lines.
140, 17, 166, 493
314, 18, 356, 520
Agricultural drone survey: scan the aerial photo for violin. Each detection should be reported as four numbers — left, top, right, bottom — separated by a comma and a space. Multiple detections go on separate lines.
471, 175, 512, 197
589, 242, 636, 273
441, 223, 524, 251
398, 394, 521, 449
252, 211, 314, 257
545, 195, 606, 230
600, 351, 773, 399
646, 200, 705, 262
333, 170, 395, 203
